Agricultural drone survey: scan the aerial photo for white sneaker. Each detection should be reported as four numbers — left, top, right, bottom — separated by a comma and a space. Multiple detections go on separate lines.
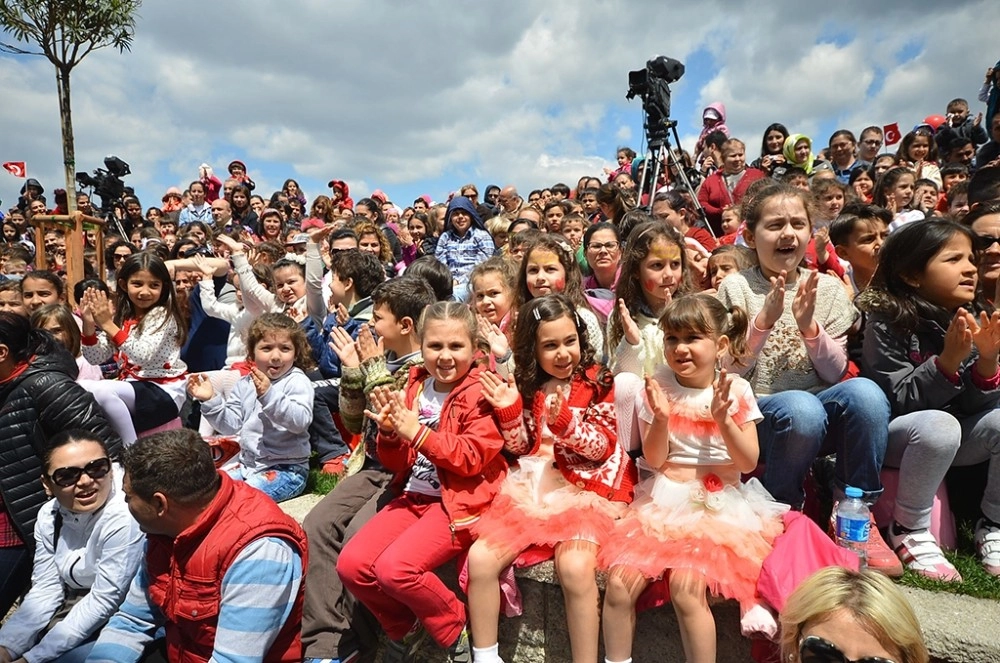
976, 518, 1000, 577
888, 526, 961, 582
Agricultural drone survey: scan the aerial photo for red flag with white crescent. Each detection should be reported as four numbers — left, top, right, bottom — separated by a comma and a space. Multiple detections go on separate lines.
2, 162, 26, 178
883, 123, 901, 147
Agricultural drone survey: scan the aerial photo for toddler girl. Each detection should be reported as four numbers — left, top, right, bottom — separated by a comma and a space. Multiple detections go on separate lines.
602, 294, 787, 663
188, 312, 314, 502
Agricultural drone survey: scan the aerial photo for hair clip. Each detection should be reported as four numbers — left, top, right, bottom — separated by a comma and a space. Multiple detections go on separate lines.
532, 307, 542, 321
554, 239, 573, 254
283, 253, 307, 266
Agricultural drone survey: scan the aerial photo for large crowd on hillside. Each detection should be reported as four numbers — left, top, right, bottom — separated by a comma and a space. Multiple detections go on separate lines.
0, 63, 999, 663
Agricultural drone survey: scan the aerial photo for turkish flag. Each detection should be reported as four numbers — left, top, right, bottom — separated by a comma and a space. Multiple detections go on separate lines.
883, 123, 901, 147
2, 162, 26, 178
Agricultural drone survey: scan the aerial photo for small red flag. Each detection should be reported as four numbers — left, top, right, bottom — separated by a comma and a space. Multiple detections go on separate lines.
2, 162, 26, 178
883, 123, 901, 147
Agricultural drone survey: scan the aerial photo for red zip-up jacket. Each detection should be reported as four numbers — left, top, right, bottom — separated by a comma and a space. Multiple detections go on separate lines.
377, 363, 507, 531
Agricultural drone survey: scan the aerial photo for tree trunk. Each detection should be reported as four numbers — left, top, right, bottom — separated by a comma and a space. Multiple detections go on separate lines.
56, 64, 76, 214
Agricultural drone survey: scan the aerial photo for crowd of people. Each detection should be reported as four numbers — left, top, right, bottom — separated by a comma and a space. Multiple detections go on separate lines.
3, 63, 1000, 663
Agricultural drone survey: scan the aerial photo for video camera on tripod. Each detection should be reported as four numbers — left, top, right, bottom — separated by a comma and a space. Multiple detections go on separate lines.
76, 155, 131, 236
626, 56, 712, 236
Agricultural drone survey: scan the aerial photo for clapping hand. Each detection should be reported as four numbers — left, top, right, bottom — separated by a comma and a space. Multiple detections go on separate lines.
328, 326, 360, 369
249, 364, 271, 397
792, 269, 819, 337
479, 370, 519, 409
478, 315, 510, 359
618, 299, 641, 346
546, 385, 567, 426
187, 373, 215, 401
710, 369, 735, 424
938, 310, 974, 375
356, 325, 384, 363
643, 375, 670, 422
365, 385, 397, 433
81, 287, 114, 327
757, 270, 786, 330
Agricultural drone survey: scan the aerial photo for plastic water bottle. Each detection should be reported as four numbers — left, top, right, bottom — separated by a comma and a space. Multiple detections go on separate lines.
835, 486, 870, 569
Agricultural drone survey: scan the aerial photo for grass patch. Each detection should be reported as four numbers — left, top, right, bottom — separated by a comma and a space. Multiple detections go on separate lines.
307, 467, 340, 495
897, 519, 1000, 600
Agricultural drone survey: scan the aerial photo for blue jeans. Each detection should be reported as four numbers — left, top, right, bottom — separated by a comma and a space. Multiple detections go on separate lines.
227, 463, 308, 503
756, 378, 889, 507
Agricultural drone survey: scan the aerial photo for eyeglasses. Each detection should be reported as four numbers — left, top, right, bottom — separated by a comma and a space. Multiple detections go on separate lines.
113, 253, 131, 261
587, 241, 620, 252
863, 139, 882, 146
799, 636, 896, 663
975, 234, 1000, 251
48, 457, 112, 487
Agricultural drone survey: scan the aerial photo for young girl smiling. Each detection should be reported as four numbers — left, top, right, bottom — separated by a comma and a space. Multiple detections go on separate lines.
188, 313, 314, 503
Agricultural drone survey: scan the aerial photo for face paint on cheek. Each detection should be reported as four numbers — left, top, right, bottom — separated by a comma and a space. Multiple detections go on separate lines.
552, 276, 565, 292
643, 279, 658, 293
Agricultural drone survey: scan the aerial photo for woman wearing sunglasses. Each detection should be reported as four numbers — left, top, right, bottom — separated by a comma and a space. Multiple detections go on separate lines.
0, 313, 122, 620
780, 567, 929, 663
0, 430, 142, 663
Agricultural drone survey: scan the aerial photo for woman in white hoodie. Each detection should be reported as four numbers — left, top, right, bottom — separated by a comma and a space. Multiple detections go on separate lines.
0, 430, 143, 663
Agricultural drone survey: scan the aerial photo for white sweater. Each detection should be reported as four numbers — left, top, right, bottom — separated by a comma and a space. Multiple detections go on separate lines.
0, 477, 143, 663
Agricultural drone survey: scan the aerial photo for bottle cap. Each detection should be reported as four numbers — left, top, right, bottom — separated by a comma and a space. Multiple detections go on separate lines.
845, 486, 863, 498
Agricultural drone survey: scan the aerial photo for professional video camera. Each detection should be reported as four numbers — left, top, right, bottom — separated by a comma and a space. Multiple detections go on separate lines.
75, 155, 131, 218
625, 56, 711, 235
627, 56, 685, 143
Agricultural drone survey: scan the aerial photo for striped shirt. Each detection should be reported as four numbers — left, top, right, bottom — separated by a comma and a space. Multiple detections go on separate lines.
86, 537, 302, 663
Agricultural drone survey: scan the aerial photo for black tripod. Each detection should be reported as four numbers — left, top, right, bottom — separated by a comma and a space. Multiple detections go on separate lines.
635, 120, 715, 239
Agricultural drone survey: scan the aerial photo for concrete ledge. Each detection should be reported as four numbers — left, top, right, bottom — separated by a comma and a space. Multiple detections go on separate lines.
281, 493, 1000, 662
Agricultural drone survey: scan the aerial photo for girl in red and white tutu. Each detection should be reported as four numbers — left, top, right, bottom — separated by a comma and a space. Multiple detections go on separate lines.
468, 293, 637, 663
601, 293, 788, 663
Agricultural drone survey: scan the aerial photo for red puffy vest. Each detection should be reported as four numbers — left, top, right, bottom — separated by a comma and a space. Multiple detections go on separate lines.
145, 473, 308, 663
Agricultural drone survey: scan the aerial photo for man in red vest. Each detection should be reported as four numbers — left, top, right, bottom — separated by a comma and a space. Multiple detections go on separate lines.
87, 429, 308, 663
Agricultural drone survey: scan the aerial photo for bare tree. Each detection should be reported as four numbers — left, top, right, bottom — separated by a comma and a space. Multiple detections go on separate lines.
0, 0, 141, 213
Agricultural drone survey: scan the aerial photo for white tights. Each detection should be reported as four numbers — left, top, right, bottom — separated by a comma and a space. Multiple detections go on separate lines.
81, 380, 137, 446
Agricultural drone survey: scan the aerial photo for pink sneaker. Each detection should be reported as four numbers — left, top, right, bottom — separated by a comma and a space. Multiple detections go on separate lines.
889, 526, 962, 582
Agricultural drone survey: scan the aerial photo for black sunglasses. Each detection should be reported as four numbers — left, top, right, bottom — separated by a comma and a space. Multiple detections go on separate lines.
49, 457, 112, 488
800, 636, 897, 663
975, 234, 1000, 252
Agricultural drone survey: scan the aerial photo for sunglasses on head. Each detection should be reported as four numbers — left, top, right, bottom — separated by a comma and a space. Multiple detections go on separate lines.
48, 457, 112, 487
799, 636, 897, 663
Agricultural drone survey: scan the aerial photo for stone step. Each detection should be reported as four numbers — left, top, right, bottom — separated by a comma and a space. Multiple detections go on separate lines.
282, 493, 1000, 662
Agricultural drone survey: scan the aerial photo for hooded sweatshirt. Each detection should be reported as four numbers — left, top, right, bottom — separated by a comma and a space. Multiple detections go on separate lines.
695, 102, 730, 154
433, 196, 496, 285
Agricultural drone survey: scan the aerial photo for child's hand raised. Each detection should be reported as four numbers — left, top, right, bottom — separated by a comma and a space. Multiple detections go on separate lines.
334, 302, 350, 326
329, 326, 360, 369
757, 270, 786, 330
478, 315, 510, 360
711, 368, 735, 424
191, 254, 217, 278
85, 288, 114, 326
479, 370, 519, 410
938, 309, 974, 375
792, 269, 819, 337
215, 233, 243, 254
356, 324, 383, 363
249, 364, 272, 397
813, 227, 830, 264
970, 310, 1000, 361
618, 299, 641, 346
186, 373, 215, 401
546, 384, 568, 426
643, 375, 670, 422
364, 385, 396, 433
387, 390, 420, 441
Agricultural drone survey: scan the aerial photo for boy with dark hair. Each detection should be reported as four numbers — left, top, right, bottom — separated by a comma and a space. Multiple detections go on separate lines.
947, 181, 970, 221
405, 255, 454, 301
781, 166, 810, 191
301, 276, 436, 663
549, 182, 571, 201
830, 203, 891, 295
970, 165, 1000, 205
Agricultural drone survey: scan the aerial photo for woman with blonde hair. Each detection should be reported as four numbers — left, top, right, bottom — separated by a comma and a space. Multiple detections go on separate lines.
780, 567, 929, 663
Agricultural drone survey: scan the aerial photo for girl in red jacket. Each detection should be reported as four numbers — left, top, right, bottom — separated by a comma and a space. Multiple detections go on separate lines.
467, 294, 637, 663
336, 301, 506, 662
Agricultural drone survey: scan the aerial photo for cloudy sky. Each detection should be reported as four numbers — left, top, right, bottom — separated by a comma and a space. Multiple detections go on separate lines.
0, 0, 995, 213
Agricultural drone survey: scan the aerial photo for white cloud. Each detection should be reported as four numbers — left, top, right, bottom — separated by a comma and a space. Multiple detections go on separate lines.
0, 0, 991, 210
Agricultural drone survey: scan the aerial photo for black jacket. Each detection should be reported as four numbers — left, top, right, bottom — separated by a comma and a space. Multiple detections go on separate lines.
0, 348, 121, 548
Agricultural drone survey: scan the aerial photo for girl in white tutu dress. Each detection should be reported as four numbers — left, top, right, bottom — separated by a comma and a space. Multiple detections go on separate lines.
601, 293, 788, 663
468, 294, 637, 663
